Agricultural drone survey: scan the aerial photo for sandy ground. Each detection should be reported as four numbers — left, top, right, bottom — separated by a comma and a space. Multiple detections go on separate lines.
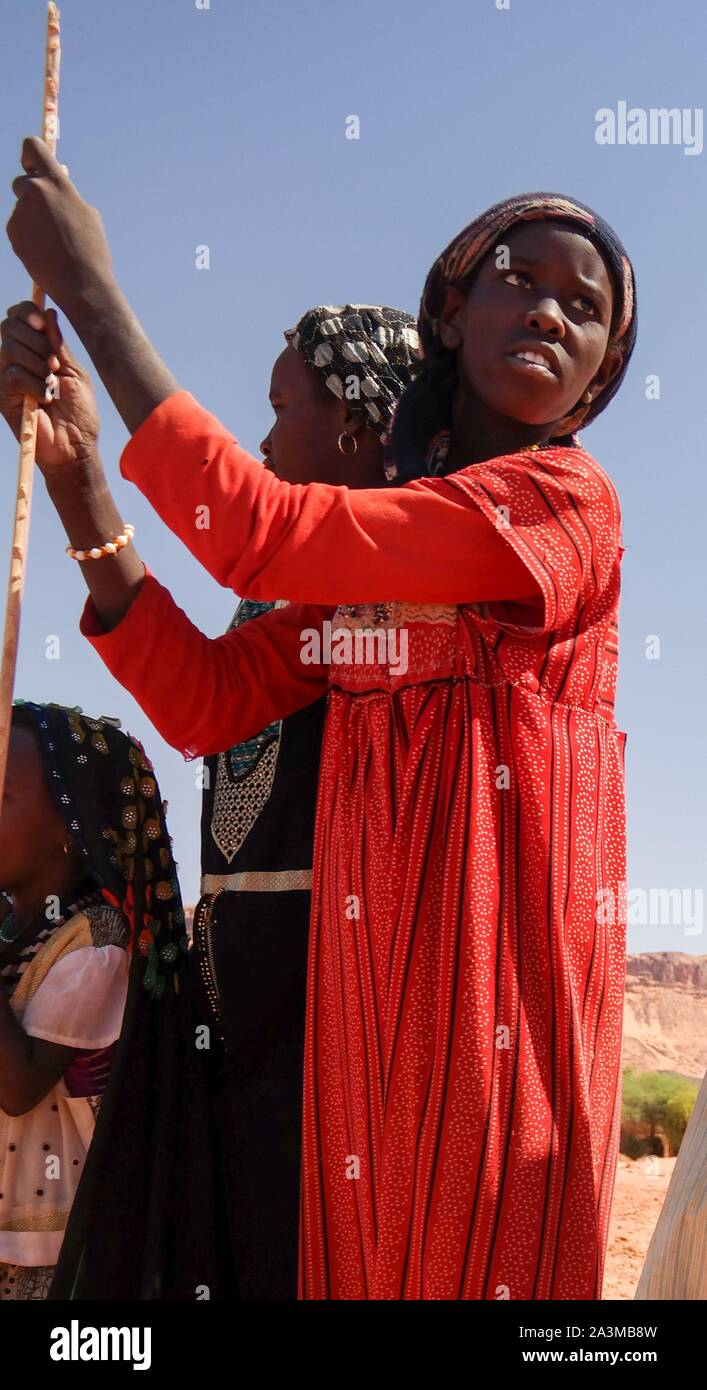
602, 1154, 676, 1299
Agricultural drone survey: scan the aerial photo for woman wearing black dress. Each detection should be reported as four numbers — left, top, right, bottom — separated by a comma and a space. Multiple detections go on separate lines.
190, 304, 421, 1299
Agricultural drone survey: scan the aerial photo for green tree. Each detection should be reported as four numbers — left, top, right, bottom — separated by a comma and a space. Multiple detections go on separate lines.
664, 1085, 698, 1153
620, 1069, 698, 1156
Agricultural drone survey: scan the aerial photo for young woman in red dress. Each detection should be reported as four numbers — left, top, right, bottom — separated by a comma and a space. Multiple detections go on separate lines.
4, 153, 637, 1299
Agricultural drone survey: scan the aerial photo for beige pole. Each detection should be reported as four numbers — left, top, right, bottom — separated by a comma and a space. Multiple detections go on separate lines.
0, 2, 61, 806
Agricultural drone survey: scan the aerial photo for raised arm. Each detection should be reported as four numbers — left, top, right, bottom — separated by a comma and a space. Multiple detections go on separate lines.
0, 299, 146, 631
6, 140, 617, 624
117, 390, 617, 627
7, 138, 178, 435
80, 576, 330, 757
0, 304, 326, 748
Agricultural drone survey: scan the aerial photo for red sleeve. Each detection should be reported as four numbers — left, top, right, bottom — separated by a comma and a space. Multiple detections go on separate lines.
119, 391, 541, 606
444, 446, 622, 633
79, 570, 331, 758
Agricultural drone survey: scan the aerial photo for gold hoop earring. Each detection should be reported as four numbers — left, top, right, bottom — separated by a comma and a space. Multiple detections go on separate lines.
338, 431, 358, 457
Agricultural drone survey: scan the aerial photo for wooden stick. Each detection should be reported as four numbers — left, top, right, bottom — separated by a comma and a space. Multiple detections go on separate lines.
0, 2, 61, 807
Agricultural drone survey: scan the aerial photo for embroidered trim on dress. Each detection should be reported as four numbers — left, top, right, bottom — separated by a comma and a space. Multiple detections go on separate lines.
211, 735, 282, 864
209, 597, 286, 862
200, 869, 313, 895
334, 601, 458, 630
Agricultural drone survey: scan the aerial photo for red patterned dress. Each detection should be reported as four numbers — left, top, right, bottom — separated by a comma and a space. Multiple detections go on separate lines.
82, 392, 628, 1300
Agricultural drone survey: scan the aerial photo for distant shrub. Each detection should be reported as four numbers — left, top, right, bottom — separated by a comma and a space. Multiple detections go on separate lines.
620, 1069, 699, 1157
663, 1087, 697, 1151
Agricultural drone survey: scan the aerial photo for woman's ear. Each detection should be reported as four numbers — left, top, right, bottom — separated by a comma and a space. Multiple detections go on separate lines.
437, 286, 467, 351
338, 399, 369, 438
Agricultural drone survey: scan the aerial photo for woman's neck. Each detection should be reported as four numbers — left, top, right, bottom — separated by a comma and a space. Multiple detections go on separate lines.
443, 386, 557, 474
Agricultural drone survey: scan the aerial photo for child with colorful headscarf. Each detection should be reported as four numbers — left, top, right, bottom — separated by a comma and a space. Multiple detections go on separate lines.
6, 161, 637, 1299
0, 701, 221, 1300
0, 702, 130, 1298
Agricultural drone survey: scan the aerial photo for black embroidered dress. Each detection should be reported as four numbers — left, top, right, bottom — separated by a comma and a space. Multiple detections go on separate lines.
192, 598, 325, 1301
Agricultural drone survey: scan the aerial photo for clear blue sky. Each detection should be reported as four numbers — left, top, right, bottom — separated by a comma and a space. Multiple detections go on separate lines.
1, 0, 705, 953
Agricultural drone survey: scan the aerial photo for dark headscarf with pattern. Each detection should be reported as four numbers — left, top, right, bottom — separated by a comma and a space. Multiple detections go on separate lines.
219, 307, 421, 780
9, 701, 227, 1300
284, 304, 422, 438
385, 191, 638, 483
11, 700, 185, 987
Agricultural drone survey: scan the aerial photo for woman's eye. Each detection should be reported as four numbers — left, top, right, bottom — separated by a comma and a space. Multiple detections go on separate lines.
506, 270, 597, 316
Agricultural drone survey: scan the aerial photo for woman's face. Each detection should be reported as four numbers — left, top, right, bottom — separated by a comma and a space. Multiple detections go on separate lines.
440, 220, 623, 432
0, 723, 69, 890
260, 345, 377, 486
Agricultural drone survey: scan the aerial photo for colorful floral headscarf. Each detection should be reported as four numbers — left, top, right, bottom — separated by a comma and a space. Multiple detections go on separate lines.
12, 699, 185, 998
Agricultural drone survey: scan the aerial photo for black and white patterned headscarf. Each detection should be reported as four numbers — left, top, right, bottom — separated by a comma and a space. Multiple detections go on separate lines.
284, 304, 422, 436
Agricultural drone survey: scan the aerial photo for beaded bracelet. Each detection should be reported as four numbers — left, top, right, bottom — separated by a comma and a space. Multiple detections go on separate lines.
66, 524, 135, 562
